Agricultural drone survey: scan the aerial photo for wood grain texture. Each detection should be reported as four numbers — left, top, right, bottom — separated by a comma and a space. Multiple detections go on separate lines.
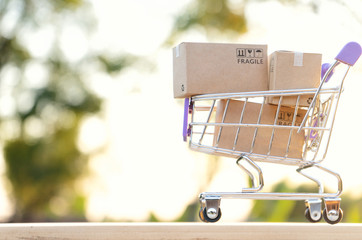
0, 222, 362, 240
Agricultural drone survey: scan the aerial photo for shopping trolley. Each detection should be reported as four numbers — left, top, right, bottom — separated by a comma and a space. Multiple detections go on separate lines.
182, 42, 361, 224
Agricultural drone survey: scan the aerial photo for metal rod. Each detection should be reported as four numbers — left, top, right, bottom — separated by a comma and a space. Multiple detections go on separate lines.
233, 98, 248, 151
191, 122, 330, 131
296, 165, 324, 194
237, 155, 264, 192
267, 96, 283, 155
200, 192, 339, 201
298, 60, 340, 132
308, 94, 335, 163
312, 94, 335, 162
198, 100, 216, 144
285, 95, 301, 157
250, 97, 265, 153
189, 142, 305, 165
215, 99, 230, 147
322, 66, 350, 160
192, 87, 339, 101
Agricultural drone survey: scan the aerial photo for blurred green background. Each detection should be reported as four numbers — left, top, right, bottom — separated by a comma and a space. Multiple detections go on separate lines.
0, 0, 361, 223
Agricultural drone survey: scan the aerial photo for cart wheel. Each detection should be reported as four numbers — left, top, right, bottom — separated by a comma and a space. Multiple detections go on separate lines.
304, 207, 322, 223
323, 208, 343, 224
199, 208, 222, 223
199, 208, 207, 222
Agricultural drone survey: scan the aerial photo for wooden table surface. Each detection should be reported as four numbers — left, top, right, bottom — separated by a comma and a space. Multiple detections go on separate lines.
0, 222, 361, 240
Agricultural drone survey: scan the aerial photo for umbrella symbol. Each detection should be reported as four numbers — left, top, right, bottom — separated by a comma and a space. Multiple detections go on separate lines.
255, 49, 263, 57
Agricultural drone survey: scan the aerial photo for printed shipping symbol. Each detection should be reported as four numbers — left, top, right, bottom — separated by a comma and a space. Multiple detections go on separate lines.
255, 49, 263, 58
246, 49, 254, 57
237, 49, 246, 57
236, 48, 263, 58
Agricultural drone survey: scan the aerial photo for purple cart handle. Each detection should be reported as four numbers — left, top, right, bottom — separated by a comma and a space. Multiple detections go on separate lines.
183, 98, 189, 142
335, 41, 362, 66
298, 42, 361, 133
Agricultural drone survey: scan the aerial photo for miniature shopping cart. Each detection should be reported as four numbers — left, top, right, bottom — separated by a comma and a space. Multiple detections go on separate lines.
182, 42, 361, 224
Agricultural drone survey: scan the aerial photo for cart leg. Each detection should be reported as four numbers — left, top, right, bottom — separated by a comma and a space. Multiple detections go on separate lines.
236, 155, 264, 192
314, 164, 343, 196
296, 164, 324, 194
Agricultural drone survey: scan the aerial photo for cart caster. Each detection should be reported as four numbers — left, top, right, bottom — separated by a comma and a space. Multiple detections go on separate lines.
323, 198, 343, 224
304, 199, 322, 223
323, 208, 343, 224
199, 195, 222, 223
199, 207, 222, 223
305, 207, 322, 223
199, 208, 207, 222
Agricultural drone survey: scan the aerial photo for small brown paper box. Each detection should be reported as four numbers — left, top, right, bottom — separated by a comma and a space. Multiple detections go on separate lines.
214, 100, 306, 159
268, 51, 322, 107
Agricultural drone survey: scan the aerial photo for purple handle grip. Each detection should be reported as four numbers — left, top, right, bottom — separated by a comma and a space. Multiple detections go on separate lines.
183, 98, 189, 142
335, 42, 362, 66
321, 63, 334, 83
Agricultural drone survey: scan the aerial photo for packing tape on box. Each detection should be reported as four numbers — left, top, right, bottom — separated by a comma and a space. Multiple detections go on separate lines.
175, 45, 180, 58
294, 52, 303, 66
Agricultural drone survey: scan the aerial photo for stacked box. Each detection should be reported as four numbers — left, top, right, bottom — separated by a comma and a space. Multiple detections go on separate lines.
268, 51, 322, 107
173, 42, 268, 98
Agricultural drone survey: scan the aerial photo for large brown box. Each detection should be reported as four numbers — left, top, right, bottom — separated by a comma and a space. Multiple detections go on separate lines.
173, 42, 268, 98
268, 51, 322, 107
213, 100, 306, 159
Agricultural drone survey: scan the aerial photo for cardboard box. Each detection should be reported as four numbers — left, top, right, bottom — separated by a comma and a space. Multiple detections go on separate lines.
268, 51, 322, 107
213, 100, 306, 159
173, 42, 268, 98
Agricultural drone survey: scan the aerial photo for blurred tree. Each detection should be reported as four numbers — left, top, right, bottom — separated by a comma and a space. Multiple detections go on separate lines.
165, 0, 359, 47
0, 0, 135, 222
165, 0, 247, 46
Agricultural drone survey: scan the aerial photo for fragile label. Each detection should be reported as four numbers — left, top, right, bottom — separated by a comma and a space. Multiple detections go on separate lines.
236, 48, 264, 64
277, 111, 303, 126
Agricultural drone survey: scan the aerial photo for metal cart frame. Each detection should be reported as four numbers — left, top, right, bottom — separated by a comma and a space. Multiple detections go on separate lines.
182, 42, 361, 224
